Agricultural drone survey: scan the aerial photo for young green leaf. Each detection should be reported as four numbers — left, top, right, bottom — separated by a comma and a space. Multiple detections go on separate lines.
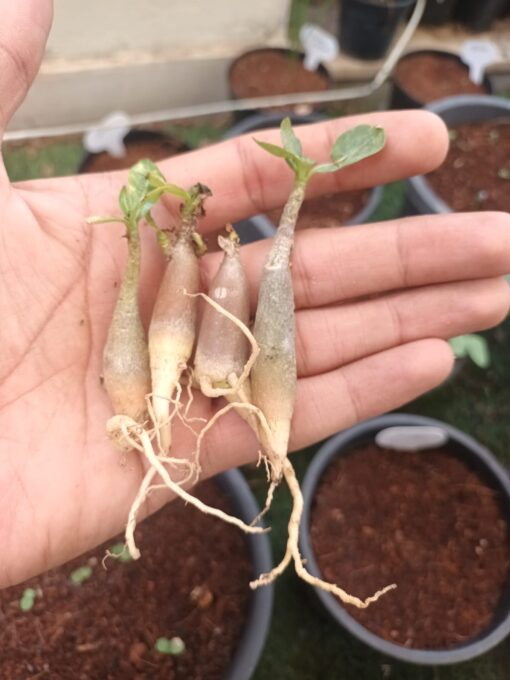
69, 565, 93, 586
449, 334, 490, 369
280, 117, 302, 157
254, 139, 299, 164
155, 637, 186, 656
109, 542, 133, 563
19, 588, 36, 612
331, 125, 385, 170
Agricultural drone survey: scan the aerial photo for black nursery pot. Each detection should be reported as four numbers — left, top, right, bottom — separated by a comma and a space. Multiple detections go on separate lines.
223, 112, 383, 242
78, 129, 188, 174
339, 0, 416, 61
216, 469, 274, 680
299, 414, 510, 665
455, 0, 508, 32
390, 50, 491, 110
420, 0, 457, 26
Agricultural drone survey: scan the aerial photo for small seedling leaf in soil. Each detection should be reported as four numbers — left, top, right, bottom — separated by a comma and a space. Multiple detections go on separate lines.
155, 637, 186, 656
69, 565, 93, 586
449, 334, 490, 369
108, 542, 133, 563
19, 588, 36, 612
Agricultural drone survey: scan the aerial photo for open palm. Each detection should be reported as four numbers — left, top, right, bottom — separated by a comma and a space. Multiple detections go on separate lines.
1, 0, 509, 588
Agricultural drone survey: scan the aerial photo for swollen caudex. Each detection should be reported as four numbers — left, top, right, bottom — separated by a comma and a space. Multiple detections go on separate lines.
97, 123, 396, 608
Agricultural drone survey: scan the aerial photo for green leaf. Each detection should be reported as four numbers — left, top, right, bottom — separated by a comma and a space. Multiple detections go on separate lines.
19, 588, 36, 612
155, 637, 186, 656
109, 543, 133, 563
331, 125, 385, 170
254, 139, 298, 163
312, 162, 345, 174
280, 117, 302, 157
449, 334, 490, 369
69, 565, 93, 586
119, 186, 131, 214
161, 183, 191, 202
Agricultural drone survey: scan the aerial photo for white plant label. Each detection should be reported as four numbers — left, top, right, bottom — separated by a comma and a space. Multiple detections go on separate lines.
375, 426, 449, 452
84, 111, 132, 158
300, 23, 339, 71
460, 40, 500, 86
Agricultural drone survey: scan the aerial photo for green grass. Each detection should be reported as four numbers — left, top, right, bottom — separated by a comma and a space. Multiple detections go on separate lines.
2, 139, 84, 181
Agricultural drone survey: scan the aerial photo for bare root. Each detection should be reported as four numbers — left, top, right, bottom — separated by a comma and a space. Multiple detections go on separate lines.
250, 458, 397, 609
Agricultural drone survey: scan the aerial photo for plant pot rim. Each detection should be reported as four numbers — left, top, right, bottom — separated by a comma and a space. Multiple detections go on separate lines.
299, 413, 510, 665
216, 468, 273, 680
78, 128, 189, 174
406, 94, 510, 214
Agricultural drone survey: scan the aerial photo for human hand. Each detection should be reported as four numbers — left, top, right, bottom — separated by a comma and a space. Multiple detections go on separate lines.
1, 0, 509, 587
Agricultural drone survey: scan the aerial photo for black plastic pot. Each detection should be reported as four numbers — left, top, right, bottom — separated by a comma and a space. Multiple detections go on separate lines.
420, 0, 457, 25
228, 48, 331, 120
390, 50, 492, 110
78, 129, 188, 174
405, 94, 510, 215
455, 0, 508, 31
339, 0, 416, 61
224, 112, 384, 241
299, 413, 510, 665
217, 469, 273, 680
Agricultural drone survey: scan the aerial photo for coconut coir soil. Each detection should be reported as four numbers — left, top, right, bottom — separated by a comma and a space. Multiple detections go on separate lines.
267, 189, 371, 229
229, 50, 329, 100
0, 480, 252, 679
311, 445, 510, 650
427, 120, 510, 212
394, 54, 489, 103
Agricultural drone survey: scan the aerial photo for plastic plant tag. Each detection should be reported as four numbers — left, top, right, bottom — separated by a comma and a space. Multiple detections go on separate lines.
300, 23, 339, 71
375, 426, 449, 452
84, 111, 131, 158
460, 40, 500, 86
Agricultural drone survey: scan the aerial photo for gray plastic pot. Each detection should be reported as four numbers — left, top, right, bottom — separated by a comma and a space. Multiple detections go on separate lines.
405, 95, 510, 215
224, 112, 384, 241
299, 413, 510, 665
217, 469, 273, 680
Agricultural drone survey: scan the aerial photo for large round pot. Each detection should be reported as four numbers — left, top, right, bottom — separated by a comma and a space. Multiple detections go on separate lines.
390, 50, 492, 109
405, 95, 510, 214
0, 469, 273, 679
299, 413, 510, 665
224, 112, 383, 240
228, 48, 331, 119
339, 0, 417, 61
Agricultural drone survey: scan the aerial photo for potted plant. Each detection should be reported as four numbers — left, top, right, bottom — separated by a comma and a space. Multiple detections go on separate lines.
0, 470, 273, 679
227, 47, 331, 118
390, 50, 492, 109
224, 112, 384, 242
299, 413, 510, 664
79, 128, 188, 174
455, 0, 508, 32
405, 95, 510, 215
338, 0, 416, 61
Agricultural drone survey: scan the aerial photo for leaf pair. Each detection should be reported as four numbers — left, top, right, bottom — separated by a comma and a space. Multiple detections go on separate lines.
255, 117, 386, 184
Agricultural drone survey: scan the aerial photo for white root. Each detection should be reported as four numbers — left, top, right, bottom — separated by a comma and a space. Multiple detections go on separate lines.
250, 457, 397, 609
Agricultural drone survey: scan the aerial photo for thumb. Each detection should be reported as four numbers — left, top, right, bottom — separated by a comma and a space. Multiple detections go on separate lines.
0, 0, 53, 137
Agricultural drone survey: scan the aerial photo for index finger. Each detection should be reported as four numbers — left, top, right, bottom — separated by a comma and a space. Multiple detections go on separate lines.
155, 110, 448, 232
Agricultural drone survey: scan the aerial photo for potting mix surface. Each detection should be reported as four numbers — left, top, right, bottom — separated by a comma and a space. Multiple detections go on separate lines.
229, 50, 329, 100
393, 54, 489, 104
267, 189, 371, 229
311, 445, 510, 650
426, 121, 510, 213
0, 480, 252, 679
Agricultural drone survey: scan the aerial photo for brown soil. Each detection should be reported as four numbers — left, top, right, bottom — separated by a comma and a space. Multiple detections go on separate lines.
311, 445, 510, 650
229, 50, 329, 100
426, 120, 510, 212
267, 189, 371, 229
394, 54, 489, 103
81, 136, 186, 173
0, 479, 252, 679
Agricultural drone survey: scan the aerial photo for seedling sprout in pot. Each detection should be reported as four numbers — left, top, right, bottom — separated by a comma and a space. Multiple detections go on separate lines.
299, 414, 510, 665
89, 117, 394, 609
